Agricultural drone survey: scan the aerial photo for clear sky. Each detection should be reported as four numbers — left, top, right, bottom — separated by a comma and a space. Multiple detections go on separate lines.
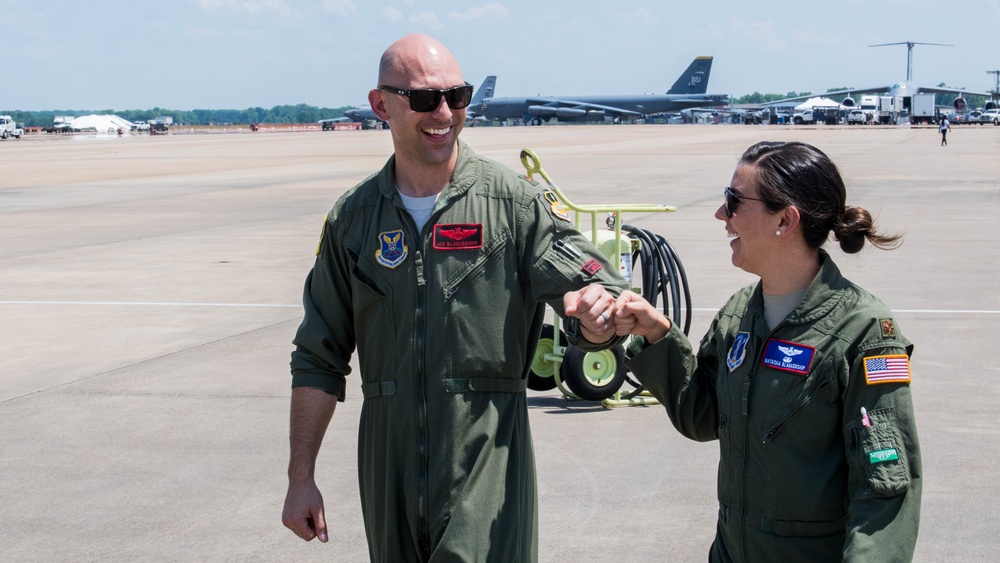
3, 0, 998, 111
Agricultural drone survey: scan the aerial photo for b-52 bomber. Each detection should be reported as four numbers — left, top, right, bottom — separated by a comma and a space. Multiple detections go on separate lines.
468, 56, 729, 125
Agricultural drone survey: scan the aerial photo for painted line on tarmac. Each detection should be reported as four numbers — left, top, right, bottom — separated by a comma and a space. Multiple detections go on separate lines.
1, 301, 998, 315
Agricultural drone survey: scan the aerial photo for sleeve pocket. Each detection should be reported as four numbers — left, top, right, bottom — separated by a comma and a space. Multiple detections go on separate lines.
849, 407, 910, 498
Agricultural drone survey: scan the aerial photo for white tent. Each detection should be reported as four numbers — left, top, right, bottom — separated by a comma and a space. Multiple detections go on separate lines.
794, 97, 845, 111
66, 114, 134, 133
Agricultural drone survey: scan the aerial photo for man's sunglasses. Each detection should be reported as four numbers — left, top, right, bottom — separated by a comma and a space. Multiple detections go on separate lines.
723, 187, 766, 218
379, 82, 475, 112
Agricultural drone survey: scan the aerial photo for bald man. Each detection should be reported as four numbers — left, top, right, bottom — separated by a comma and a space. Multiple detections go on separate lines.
282, 34, 628, 562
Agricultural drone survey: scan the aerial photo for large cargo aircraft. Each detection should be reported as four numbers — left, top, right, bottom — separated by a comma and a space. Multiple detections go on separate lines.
765, 42, 995, 113
468, 57, 729, 125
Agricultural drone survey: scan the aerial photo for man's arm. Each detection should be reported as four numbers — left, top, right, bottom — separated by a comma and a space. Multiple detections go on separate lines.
282, 386, 338, 543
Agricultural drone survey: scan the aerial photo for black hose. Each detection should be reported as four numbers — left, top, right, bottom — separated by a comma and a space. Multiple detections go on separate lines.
617, 223, 693, 400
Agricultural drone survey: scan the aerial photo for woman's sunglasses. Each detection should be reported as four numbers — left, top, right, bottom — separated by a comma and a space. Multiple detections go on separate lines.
723, 187, 766, 218
379, 83, 475, 112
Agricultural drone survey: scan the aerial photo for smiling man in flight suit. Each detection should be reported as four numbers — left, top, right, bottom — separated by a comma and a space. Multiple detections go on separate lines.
281, 34, 629, 562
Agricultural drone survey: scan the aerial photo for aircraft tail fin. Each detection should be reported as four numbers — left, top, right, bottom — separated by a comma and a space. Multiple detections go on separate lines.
667, 57, 713, 95
471, 75, 497, 106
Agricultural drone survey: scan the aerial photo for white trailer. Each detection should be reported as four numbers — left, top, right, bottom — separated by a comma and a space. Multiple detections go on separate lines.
910, 93, 936, 125
878, 96, 897, 124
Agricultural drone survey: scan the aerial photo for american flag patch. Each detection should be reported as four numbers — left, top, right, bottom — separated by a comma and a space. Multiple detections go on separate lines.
863, 354, 911, 385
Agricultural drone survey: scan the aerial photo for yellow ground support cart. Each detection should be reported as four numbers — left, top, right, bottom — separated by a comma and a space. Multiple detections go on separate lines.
520, 149, 692, 408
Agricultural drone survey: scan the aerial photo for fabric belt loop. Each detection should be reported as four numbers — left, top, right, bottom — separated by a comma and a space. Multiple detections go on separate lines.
361, 381, 397, 398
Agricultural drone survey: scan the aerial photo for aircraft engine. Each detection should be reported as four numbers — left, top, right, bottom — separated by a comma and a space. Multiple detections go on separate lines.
527, 105, 558, 116
554, 108, 588, 118
953, 97, 966, 111
842, 97, 856, 107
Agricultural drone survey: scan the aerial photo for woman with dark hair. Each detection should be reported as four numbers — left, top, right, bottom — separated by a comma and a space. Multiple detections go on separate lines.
615, 141, 921, 562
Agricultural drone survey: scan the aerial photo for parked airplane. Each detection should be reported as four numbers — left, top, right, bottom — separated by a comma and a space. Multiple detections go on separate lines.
344, 75, 497, 128
764, 42, 995, 113
468, 57, 729, 125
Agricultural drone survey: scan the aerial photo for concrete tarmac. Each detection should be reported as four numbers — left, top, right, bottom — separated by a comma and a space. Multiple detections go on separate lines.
2, 124, 998, 561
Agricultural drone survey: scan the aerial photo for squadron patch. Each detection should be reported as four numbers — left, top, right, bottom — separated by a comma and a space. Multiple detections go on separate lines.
375, 230, 408, 269
761, 338, 815, 375
727, 332, 750, 372
863, 354, 911, 385
433, 224, 483, 250
542, 190, 571, 222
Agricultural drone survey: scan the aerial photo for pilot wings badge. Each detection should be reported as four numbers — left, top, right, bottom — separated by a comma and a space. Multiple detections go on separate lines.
376, 230, 408, 269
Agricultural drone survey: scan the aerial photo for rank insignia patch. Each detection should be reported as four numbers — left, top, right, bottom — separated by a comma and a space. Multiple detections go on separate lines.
433, 224, 483, 250
863, 354, 911, 385
880, 318, 896, 338
542, 190, 570, 222
761, 338, 816, 375
375, 230, 408, 269
727, 332, 750, 372
582, 259, 602, 276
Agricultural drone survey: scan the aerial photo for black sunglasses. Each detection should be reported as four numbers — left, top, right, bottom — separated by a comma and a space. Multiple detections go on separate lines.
723, 186, 766, 218
379, 82, 474, 112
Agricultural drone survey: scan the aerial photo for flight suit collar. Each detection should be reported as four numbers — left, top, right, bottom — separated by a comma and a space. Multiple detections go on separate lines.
376, 140, 481, 202
748, 250, 847, 327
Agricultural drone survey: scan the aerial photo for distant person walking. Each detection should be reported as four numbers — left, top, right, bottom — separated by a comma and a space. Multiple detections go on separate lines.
939, 116, 950, 146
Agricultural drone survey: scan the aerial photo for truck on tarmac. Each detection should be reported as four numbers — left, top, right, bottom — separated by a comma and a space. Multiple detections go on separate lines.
792, 109, 816, 124
910, 93, 936, 125
0, 115, 25, 139
859, 95, 879, 123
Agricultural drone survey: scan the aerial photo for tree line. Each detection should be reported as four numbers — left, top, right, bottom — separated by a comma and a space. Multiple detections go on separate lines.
6, 87, 992, 127
2, 104, 355, 128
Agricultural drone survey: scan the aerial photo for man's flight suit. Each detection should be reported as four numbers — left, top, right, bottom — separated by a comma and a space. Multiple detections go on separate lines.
627, 251, 921, 562
291, 141, 628, 562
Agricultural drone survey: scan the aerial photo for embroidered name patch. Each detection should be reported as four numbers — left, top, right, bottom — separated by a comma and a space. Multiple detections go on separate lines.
863, 354, 911, 385
761, 338, 815, 375
375, 230, 408, 269
727, 332, 750, 372
433, 224, 483, 250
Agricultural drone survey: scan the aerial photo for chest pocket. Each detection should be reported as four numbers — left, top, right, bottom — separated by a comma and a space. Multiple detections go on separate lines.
759, 355, 837, 443
441, 228, 510, 300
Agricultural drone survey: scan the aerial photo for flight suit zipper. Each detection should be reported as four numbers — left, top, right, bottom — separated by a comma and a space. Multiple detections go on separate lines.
414, 250, 431, 556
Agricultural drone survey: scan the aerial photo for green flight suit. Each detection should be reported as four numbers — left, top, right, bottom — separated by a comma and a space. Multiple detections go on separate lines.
627, 251, 921, 562
290, 141, 628, 562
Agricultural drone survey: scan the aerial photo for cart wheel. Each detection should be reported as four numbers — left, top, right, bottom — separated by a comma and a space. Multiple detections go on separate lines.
559, 345, 627, 401
528, 324, 565, 391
